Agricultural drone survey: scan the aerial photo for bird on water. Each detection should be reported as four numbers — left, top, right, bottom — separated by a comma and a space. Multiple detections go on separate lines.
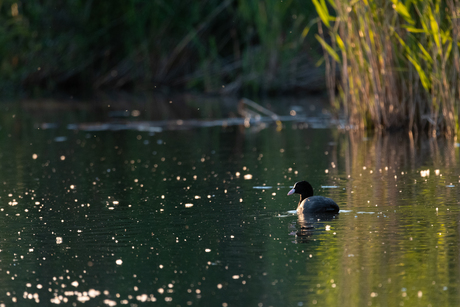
287, 181, 339, 214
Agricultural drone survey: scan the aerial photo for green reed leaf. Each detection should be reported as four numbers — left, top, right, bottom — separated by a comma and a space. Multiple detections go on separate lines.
394, 32, 408, 49
404, 26, 426, 33
441, 29, 450, 45
302, 26, 310, 38
391, 0, 415, 24
315, 34, 341, 63
336, 34, 345, 51
312, 0, 330, 28
325, 0, 337, 9
445, 40, 453, 60
407, 54, 431, 90
428, 7, 442, 55
417, 42, 433, 63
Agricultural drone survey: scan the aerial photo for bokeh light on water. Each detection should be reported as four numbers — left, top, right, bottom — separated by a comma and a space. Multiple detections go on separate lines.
0, 99, 460, 306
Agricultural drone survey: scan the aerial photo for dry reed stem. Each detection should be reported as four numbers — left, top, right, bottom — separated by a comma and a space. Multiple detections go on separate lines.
321, 0, 460, 134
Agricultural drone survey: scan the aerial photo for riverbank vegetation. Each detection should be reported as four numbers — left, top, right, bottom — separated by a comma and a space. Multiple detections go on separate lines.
4, 1, 460, 135
1, 0, 323, 96
315, 0, 460, 135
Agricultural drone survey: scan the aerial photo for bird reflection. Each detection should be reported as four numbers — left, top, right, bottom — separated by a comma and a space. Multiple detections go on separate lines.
290, 212, 339, 243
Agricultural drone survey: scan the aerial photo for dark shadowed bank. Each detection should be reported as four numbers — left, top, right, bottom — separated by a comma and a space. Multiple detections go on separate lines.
1, 0, 325, 97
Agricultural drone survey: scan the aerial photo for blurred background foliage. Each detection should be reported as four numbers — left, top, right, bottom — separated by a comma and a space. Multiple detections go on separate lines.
0, 0, 324, 97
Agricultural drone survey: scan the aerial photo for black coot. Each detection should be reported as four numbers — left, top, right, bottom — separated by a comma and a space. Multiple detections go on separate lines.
287, 181, 339, 214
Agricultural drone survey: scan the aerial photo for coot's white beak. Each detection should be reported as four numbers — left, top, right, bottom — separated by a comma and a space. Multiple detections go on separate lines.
287, 188, 295, 195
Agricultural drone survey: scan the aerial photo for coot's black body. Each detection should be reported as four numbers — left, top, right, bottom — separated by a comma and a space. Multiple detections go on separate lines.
288, 181, 339, 214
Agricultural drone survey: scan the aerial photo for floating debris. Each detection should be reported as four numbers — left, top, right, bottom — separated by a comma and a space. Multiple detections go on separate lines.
53, 113, 345, 133
54, 136, 68, 142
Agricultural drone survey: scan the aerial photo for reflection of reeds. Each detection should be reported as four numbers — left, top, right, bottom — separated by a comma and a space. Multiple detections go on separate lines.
315, 0, 460, 135
336, 130, 457, 210
330, 130, 459, 307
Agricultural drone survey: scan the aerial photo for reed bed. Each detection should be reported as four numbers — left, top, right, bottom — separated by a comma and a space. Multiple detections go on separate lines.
314, 0, 460, 135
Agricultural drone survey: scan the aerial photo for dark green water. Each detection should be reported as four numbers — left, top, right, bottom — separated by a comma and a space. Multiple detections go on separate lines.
0, 100, 460, 306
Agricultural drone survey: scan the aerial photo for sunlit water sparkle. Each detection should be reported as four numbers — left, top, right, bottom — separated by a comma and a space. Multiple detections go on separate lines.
0, 102, 459, 306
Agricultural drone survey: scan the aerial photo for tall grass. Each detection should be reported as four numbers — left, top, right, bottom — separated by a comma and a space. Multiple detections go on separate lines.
314, 0, 460, 135
0, 0, 322, 96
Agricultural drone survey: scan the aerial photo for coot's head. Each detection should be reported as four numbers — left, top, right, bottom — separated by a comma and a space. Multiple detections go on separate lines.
287, 181, 314, 198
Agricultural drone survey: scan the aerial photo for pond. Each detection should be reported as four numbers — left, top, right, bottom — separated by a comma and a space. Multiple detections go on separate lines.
0, 95, 460, 307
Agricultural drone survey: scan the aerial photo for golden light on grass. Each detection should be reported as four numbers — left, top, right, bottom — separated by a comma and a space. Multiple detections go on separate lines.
314, 0, 460, 135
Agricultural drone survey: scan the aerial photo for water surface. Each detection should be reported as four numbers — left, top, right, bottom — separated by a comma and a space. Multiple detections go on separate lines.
0, 98, 459, 306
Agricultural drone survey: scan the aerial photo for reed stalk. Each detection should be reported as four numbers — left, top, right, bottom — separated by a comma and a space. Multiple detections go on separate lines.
314, 0, 460, 135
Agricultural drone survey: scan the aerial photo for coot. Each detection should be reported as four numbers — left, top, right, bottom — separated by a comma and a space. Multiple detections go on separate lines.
287, 181, 339, 214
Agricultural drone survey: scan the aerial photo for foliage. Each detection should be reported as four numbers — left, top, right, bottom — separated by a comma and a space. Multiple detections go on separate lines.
314, 0, 460, 135
0, 0, 321, 96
